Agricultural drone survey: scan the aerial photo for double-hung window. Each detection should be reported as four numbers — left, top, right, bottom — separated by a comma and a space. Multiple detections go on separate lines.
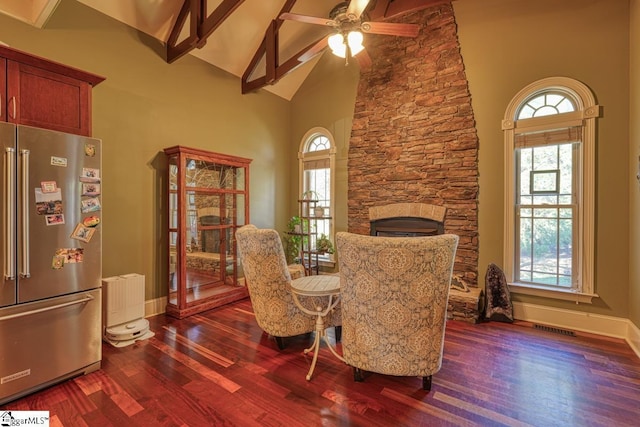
502, 77, 600, 303
299, 128, 336, 260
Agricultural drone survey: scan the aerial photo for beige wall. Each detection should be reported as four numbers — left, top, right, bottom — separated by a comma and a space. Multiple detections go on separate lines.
454, 0, 631, 317
630, 0, 640, 328
0, 0, 291, 300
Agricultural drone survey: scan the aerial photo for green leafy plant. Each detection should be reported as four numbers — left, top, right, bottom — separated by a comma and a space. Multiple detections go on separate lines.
283, 216, 310, 264
315, 233, 334, 254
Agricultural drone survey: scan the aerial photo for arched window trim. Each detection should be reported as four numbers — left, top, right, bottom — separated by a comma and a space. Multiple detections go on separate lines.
299, 127, 336, 263
502, 77, 600, 304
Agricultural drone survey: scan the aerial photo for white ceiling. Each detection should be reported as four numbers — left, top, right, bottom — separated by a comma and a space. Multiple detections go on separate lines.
0, 0, 349, 100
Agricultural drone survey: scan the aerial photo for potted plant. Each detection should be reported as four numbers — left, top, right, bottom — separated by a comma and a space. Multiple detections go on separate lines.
284, 216, 311, 264
288, 215, 303, 233
301, 190, 319, 201
315, 233, 334, 254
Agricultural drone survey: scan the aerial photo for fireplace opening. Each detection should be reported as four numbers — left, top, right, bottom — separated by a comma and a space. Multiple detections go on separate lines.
370, 217, 443, 237
369, 203, 445, 237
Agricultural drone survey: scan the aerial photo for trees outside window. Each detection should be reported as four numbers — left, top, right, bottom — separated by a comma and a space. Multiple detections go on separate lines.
502, 77, 600, 303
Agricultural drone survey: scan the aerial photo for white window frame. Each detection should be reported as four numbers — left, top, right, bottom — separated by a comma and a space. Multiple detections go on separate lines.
502, 77, 600, 303
299, 127, 336, 262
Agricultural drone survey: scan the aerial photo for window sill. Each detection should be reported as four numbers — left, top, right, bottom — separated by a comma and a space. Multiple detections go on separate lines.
318, 256, 335, 269
508, 282, 598, 304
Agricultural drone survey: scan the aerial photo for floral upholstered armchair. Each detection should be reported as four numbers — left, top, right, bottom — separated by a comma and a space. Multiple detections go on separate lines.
335, 231, 458, 391
236, 225, 341, 349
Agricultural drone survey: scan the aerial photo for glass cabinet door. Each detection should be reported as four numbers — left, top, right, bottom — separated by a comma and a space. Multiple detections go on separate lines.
165, 146, 251, 318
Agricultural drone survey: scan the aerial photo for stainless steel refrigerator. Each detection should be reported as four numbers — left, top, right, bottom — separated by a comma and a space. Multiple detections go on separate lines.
0, 122, 102, 405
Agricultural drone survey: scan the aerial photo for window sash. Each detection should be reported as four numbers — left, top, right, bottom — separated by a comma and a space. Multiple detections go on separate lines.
514, 140, 579, 290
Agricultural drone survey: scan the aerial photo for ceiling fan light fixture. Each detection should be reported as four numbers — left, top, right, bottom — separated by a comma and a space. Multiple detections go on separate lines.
347, 31, 364, 55
328, 33, 346, 57
329, 30, 364, 58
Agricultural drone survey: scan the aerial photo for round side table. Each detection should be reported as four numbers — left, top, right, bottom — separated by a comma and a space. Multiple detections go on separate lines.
289, 274, 345, 380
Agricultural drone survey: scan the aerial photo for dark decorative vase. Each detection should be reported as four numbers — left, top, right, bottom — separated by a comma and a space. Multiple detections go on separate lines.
484, 263, 514, 323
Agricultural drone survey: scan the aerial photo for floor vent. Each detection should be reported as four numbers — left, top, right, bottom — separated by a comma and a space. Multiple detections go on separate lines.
533, 324, 576, 336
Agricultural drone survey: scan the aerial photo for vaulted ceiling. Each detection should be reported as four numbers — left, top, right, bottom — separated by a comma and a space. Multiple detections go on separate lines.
0, 0, 450, 100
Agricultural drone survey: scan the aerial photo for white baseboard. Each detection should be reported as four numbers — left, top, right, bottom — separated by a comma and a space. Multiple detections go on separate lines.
513, 301, 640, 359
628, 321, 640, 359
145, 296, 166, 318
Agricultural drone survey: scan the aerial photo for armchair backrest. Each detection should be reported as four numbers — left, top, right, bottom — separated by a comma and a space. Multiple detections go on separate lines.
336, 231, 458, 378
235, 225, 321, 338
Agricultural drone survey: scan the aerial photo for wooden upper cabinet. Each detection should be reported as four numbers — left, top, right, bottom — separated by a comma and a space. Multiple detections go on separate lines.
0, 45, 105, 136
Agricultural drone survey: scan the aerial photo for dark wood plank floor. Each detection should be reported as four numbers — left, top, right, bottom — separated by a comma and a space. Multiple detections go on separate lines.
3, 298, 639, 426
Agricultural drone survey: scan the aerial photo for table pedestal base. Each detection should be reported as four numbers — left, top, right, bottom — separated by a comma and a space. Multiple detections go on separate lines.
304, 307, 345, 381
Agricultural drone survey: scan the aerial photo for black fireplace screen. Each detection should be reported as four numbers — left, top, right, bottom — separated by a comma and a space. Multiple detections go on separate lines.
370, 216, 444, 237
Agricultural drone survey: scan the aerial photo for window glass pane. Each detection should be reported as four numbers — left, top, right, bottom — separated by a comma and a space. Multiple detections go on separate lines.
517, 92, 576, 119
559, 144, 573, 195
557, 98, 575, 113
533, 146, 558, 170
307, 136, 329, 152
558, 195, 572, 204
529, 95, 545, 110
519, 105, 534, 119
533, 194, 558, 205
546, 94, 564, 106
535, 106, 559, 117
520, 195, 532, 205
534, 208, 557, 218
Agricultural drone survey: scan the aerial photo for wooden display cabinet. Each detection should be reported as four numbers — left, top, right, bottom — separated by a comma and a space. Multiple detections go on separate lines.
164, 146, 251, 318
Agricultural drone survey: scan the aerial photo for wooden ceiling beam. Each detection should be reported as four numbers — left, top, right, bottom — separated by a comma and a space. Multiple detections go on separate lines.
166, 0, 199, 64
166, 0, 244, 63
241, 0, 299, 94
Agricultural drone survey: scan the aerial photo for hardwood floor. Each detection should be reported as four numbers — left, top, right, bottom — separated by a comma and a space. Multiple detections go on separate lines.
3, 298, 639, 426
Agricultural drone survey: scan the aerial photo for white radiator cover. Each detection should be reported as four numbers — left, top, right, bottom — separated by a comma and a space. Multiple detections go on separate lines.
102, 273, 145, 328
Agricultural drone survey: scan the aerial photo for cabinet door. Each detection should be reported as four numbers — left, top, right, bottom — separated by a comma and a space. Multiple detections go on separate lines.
0, 57, 6, 122
6, 61, 92, 136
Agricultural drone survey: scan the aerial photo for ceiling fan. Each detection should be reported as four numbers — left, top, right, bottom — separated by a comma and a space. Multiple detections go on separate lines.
280, 0, 420, 68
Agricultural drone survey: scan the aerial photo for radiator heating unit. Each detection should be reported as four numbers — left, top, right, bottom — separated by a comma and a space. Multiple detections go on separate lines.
102, 273, 154, 347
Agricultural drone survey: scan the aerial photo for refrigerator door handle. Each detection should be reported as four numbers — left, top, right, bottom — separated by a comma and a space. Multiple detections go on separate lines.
19, 149, 30, 278
0, 294, 95, 322
4, 147, 16, 280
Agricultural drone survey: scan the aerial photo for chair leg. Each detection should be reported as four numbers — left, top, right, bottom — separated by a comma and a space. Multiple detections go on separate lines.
335, 325, 342, 342
422, 375, 432, 391
353, 367, 364, 382
274, 336, 286, 350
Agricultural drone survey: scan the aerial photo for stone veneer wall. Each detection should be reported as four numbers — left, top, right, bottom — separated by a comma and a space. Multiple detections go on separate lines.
348, 3, 479, 285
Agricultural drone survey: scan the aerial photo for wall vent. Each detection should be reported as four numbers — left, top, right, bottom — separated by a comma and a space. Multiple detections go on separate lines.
533, 324, 576, 336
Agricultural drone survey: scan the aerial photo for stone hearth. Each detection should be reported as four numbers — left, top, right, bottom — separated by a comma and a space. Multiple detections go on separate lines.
448, 286, 483, 323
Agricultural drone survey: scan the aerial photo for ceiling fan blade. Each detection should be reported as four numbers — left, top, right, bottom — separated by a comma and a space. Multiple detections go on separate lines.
361, 22, 420, 37
346, 0, 371, 21
279, 12, 335, 27
298, 36, 329, 62
354, 48, 372, 70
